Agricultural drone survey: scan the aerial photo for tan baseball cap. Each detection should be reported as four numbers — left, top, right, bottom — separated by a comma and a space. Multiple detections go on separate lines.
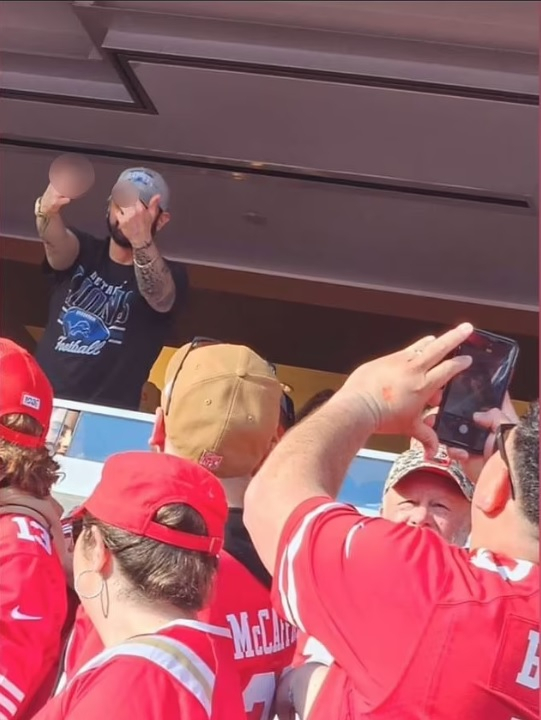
384, 443, 474, 501
162, 343, 283, 478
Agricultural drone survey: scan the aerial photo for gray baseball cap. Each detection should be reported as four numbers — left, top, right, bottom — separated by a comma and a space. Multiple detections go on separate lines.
384, 443, 474, 501
115, 167, 170, 211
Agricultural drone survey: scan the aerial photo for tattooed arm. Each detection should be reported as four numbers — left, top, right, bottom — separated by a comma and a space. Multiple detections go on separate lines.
35, 185, 80, 271
133, 240, 177, 313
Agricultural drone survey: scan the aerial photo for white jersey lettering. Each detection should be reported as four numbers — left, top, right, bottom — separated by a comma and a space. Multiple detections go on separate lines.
516, 630, 540, 690
226, 609, 295, 660
12, 516, 52, 555
471, 550, 534, 582
227, 612, 255, 660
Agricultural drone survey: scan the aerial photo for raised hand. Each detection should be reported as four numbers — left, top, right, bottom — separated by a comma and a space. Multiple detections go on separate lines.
46, 153, 94, 206
38, 183, 72, 216
340, 323, 474, 453
115, 194, 161, 249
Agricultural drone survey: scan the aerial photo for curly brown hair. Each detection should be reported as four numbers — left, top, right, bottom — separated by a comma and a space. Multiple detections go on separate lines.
0, 414, 59, 497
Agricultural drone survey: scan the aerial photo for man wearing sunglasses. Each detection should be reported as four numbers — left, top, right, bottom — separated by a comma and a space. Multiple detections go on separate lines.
245, 324, 539, 720
58, 340, 297, 717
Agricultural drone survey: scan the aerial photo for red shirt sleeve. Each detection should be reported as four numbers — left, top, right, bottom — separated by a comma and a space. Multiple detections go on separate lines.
271, 497, 454, 697
40, 658, 210, 720
0, 515, 67, 719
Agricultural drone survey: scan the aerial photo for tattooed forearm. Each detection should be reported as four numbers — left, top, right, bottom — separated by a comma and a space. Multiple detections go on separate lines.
133, 241, 176, 313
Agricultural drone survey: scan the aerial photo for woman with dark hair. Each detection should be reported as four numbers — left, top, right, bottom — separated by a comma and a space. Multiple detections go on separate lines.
34, 451, 245, 720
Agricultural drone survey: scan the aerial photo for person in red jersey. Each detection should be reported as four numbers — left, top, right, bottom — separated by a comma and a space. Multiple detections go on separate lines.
245, 323, 539, 720
36, 451, 246, 720
289, 442, 475, 677
0, 338, 70, 720
60, 340, 295, 719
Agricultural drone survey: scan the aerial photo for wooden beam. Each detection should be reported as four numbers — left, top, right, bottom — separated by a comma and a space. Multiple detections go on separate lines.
2, 236, 536, 336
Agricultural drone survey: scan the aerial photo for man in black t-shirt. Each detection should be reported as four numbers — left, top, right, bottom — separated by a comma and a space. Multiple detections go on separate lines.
34, 166, 188, 410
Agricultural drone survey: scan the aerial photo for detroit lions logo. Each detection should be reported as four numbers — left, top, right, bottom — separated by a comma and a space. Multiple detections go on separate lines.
55, 268, 131, 358
67, 320, 91, 339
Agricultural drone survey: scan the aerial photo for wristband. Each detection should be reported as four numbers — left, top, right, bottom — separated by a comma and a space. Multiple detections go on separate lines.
35, 196, 47, 218
35, 196, 52, 231
133, 253, 157, 269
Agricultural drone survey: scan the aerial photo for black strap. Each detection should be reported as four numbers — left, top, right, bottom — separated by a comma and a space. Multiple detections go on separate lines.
223, 509, 272, 590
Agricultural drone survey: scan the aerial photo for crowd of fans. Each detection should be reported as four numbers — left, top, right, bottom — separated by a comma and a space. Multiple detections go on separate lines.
0, 166, 538, 720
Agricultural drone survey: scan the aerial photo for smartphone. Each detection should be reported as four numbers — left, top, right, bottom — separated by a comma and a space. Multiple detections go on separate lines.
434, 329, 519, 454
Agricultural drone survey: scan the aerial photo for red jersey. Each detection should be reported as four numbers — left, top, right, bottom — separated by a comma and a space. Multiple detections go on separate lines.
35, 620, 245, 720
200, 550, 296, 719
272, 498, 539, 720
61, 552, 295, 719
0, 513, 67, 720
60, 509, 295, 719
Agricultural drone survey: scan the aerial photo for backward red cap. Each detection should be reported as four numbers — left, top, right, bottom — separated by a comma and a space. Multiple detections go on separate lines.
0, 338, 53, 448
75, 452, 228, 556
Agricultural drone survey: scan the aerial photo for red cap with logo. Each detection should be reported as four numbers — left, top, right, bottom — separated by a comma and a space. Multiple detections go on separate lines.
74, 451, 228, 556
0, 338, 53, 448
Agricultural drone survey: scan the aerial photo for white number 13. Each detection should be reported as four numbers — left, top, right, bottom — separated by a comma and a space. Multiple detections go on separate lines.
12, 517, 52, 555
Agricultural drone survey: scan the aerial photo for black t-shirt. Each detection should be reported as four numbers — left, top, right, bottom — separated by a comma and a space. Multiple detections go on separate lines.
36, 230, 188, 410
224, 507, 271, 590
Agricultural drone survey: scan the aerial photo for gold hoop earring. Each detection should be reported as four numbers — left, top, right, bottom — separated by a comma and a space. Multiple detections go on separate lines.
74, 569, 105, 600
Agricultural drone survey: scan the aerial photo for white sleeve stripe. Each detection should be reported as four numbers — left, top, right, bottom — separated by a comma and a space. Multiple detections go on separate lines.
54, 672, 67, 697
0, 676, 24, 703
279, 502, 343, 632
0, 712, 9, 720
74, 637, 215, 717
136, 635, 215, 688
0, 692, 17, 716
277, 550, 295, 627
344, 521, 365, 559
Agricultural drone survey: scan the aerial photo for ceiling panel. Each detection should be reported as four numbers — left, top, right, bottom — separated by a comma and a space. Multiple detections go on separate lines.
1, 61, 537, 198
1, 145, 536, 308
98, 1, 539, 52
0, 0, 537, 317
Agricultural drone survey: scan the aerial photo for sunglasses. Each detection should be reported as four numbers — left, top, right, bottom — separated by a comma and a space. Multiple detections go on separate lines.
64, 515, 139, 555
493, 422, 516, 500
61, 515, 84, 553
165, 337, 295, 425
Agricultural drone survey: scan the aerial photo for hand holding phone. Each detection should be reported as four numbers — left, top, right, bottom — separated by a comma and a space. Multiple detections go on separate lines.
434, 329, 519, 455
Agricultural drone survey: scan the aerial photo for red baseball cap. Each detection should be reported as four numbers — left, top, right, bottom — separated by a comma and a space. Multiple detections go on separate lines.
0, 338, 53, 448
74, 452, 228, 556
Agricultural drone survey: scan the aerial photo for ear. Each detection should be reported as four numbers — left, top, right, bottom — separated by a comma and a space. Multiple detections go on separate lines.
156, 211, 171, 232
83, 525, 112, 576
472, 461, 511, 517
149, 407, 166, 452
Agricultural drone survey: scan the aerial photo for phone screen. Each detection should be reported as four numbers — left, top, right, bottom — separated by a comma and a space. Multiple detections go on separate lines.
435, 330, 519, 454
